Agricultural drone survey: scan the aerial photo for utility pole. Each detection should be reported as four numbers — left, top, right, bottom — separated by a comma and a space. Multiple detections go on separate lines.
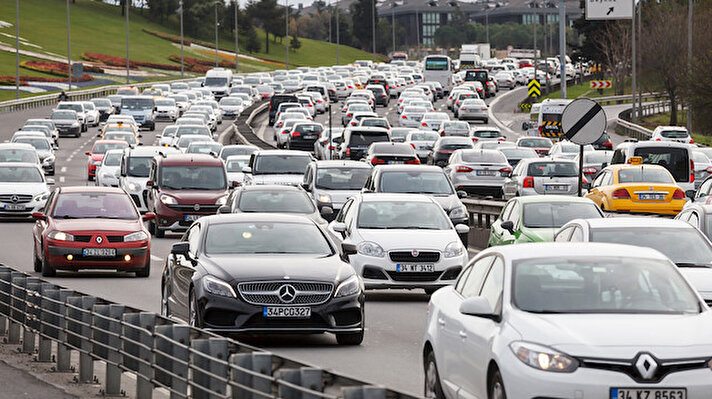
687, 0, 693, 132
179, 0, 184, 79
392, 3, 396, 54
329, 1, 332, 43
372, 0, 376, 61
286, 0, 290, 70
15, 0, 19, 100
533, 2, 538, 82
416, 10, 420, 59
336, 3, 340, 64
66, 0, 72, 91
126, 0, 130, 84
558, 0, 565, 98
235, 0, 239, 74
215, 2, 219, 67
631, 0, 636, 123
486, 8, 489, 43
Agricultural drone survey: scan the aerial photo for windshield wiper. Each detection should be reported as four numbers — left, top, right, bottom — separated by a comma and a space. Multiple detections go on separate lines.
399, 226, 440, 230
676, 262, 712, 268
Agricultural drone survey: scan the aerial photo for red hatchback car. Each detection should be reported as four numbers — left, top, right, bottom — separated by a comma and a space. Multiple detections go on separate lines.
31, 186, 153, 277
86, 140, 128, 180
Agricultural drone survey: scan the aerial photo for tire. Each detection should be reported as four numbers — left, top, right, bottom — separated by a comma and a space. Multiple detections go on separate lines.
41, 252, 56, 277
150, 124, 155, 131
135, 256, 150, 277
155, 226, 165, 239
33, 243, 42, 273
489, 370, 507, 399
424, 287, 439, 296
188, 289, 204, 328
160, 282, 169, 317
336, 329, 364, 345
424, 350, 446, 399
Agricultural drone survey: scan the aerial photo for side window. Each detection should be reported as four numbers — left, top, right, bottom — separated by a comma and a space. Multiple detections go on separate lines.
689, 211, 700, 227
603, 171, 614, 186
187, 224, 201, 254
43, 190, 57, 214
554, 227, 573, 242
611, 149, 625, 164
343, 201, 357, 230
454, 266, 473, 293
592, 171, 606, 188
569, 227, 584, 242
508, 201, 521, 226
459, 256, 495, 298
336, 199, 353, 223
303, 165, 314, 185
479, 257, 504, 311
511, 162, 523, 177
499, 201, 512, 221
698, 179, 712, 197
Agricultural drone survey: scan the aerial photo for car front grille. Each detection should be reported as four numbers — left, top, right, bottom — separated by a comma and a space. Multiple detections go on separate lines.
0, 194, 33, 204
237, 281, 333, 306
386, 271, 443, 282
389, 251, 440, 263
165, 204, 220, 213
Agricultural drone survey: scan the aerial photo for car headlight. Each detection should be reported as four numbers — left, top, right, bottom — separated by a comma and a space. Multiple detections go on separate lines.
202, 275, 236, 298
72, 122, 80, 127
449, 205, 468, 219
215, 195, 228, 206
356, 241, 385, 258
91, 160, 102, 166
127, 182, 139, 192
160, 194, 178, 205
443, 241, 464, 258
318, 194, 332, 203
43, 156, 55, 164
124, 231, 148, 242
33, 192, 50, 202
334, 275, 361, 297
48, 231, 74, 241
509, 342, 579, 373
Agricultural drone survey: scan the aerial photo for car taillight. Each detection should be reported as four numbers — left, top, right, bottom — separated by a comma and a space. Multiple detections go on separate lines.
345, 148, 351, 155
499, 167, 512, 174
371, 157, 385, 165
706, 166, 712, 173
291, 132, 301, 137
690, 139, 694, 144
603, 141, 612, 148
673, 189, 685, 199
381, 94, 387, 98
472, 137, 479, 141
498, 137, 505, 141
523, 176, 534, 188
582, 167, 598, 174
655, 138, 661, 141
612, 188, 630, 199
347, 113, 352, 117
456, 101, 460, 105
691, 159, 695, 182
422, 123, 428, 127
455, 165, 473, 173
538, 125, 543, 134
407, 158, 420, 164
402, 115, 407, 119
348, 86, 353, 89
351, 121, 357, 126
410, 143, 416, 148
481, 107, 488, 111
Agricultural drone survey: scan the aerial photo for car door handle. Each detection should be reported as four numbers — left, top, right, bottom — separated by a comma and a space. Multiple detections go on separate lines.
458, 330, 467, 339
437, 318, 446, 326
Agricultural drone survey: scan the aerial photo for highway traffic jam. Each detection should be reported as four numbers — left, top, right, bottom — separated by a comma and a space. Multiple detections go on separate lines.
3, 56, 712, 399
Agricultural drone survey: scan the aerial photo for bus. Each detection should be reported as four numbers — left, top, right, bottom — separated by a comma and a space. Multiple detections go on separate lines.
423, 55, 453, 95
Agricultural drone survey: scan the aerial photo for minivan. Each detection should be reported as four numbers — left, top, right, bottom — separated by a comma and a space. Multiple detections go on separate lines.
610, 141, 695, 192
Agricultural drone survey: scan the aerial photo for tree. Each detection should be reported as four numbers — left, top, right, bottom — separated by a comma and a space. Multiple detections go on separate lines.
592, 21, 630, 96
434, 25, 461, 49
247, 0, 282, 54
350, 0, 376, 51
686, 0, 712, 134
290, 35, 302, 51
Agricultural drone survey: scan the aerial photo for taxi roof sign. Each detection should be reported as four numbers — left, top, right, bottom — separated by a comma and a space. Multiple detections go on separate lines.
627, 156, 643, 165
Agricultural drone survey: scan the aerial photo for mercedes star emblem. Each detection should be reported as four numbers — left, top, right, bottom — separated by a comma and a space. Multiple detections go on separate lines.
411, 249, 419, 257
10, 195, 18, 204
193, 204, 200, 211
634, 353, 658, 380
96, 236, 103, 244
278, 284, 297, 303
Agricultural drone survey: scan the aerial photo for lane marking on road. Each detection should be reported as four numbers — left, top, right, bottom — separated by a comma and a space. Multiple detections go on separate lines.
59, 176, 65, 183
151, 255, 163, 262
60, 167, 67, 173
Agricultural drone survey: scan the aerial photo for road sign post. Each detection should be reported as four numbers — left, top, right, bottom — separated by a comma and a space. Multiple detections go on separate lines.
589, 80, 611, 89
561, 98, 607, 196
527, 79, 541, 98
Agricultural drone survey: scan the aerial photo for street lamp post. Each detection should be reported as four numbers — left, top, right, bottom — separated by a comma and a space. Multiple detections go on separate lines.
392, 2, 396, 55
486, 8, 489, 43
415, 10, 420, 59
215, 2, 219, 67
558, 0, 565, 99
286, 0, 290, 70
336, 3, 340, 64
125, 0, 130, 84
235, 0, 239, 74
66, 0, 72, 91
687, 0, 693, 132
15, 0, 19, 100
179, 0, 184, 79
372, 0, 376, 61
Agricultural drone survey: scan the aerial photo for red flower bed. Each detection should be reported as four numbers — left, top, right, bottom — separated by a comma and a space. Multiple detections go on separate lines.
0, 74, 92, 86
20, 60, 104, 77
83, 53, 139, 68
168, 55, 228, 72
0, 76, 29, 86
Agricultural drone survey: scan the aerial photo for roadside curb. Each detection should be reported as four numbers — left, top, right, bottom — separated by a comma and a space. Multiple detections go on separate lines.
488, 86, 527, 136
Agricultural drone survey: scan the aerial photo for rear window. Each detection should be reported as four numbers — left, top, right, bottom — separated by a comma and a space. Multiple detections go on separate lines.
473, 130, 502, 138
370, 143, 413, 154
617, 168, 673, 184
461, 150, 507, 163
238, 190, 315, 213
584, 151, 613, 164
660, 130, 689, 138
632, 147, 689, 182
527, 162, 577, 177
519, 138, 552, 148
349, 131, 389, 146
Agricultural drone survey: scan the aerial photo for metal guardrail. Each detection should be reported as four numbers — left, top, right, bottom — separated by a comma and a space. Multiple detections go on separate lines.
615, 100, 678, 140
594, 92, 666, 106
0, 77, 194, 113
0, 265, 416, 399
463, 198, 504, 229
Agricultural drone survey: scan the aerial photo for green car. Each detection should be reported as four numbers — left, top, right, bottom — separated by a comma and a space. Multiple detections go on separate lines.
488, 195, 604, 246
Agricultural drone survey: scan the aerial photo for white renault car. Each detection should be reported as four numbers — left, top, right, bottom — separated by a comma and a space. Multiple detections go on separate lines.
423, 242, 712, 399
330, 193, 469, 294
95, 149, 123, 187
0, 163, 52, 218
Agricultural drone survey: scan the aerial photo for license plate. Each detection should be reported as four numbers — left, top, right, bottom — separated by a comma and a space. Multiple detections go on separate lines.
388, 160, 405, 164
610, 388, 686, 399
82, 248, 116, 257
184, 215, 201, 222
476, 170, 496, 176
4, 204, 24, 210
303, 135, 316, 140
396, 264, 434, 272
545, 185, 567, 192
263, 307, 311, 318
639, 194, 665, 201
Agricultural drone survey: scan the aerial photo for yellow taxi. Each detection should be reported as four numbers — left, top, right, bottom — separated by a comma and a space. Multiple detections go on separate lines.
98, 122, 140, 140
585, 157, 685, 215
116, 86, 139, 96
142, 88, 164, 97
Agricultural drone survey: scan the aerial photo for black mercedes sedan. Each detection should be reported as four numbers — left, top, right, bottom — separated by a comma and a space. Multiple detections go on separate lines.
160, 213, 365, 345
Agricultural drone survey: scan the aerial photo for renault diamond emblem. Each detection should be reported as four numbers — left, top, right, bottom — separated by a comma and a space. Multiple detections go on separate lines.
193, 204, 200, 211
634, 353, 658, 380
278, 284, 296, 303
10, 195, 19, 204
411, 249, 419, 257
96, 236, 103, 244
649, 186, 654, 191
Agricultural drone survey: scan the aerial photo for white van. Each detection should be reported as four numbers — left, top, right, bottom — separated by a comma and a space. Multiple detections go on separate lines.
537, 99, 572, 142
204, 68, 233, 99
610, 141, 695, 191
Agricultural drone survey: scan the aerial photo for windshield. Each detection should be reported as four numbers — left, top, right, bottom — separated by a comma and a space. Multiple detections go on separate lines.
633, 147, 689, 182
204, 77, 228, 87
357, 201, 451, 229
92, 99, 111, 107
226, 158, 249, 172
176, 127, 210, 137
126, 157, 151, 177
155, 99, 175, 106
591, 228, 712, 265
238, 190, 315, 213
500, 148, 537, 159
103, 134, 136, 145
523, 202, 601, 228
58, 103, 83, 112
103, 152, 122, 166
221, 147, 258, 160
0, 166, 43, 182
15, 138, 49, 150
187, 143, 221, 154
0, 149, 37, 163
160, 165, 226, 190
205, 222, 332, 255
528, 162, 577, 177
316, 167, 370, 190
443, 122, 469, 131
617, 168, 673, 184
93, 142, 127, 154
379, 171, 453, 195
473, 130, 502, 138
350, 132, 389, 146
121, 98, 154, 110
105, 127, 136, 134
661, 130, 689, 138
52, 111, 75, 120
409, 132, 439, 142
83, 103, 95, 111
253, 154, 310, 175
52, 193, 138, 219
361, 119, 388, 128
519, 138, 552, 148
461, 150, 507, 163
220, 98, 242, 106
513, 257, 700, 314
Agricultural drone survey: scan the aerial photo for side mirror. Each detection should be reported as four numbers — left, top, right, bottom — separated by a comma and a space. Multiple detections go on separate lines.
459, 296, 498, 320
320, 206, 334, 217
217, 205, 231, 214
31, 212, 46, 221
232, 181, 240, 188
145, 180, 153, 188
455, 224, 470, 234
300, 182, 312, 192
46, 178, 55, 185
501, 220, 515, 234
85, 151, 91, 156
170, 242, 191, 258
341, 242, 357, 262
686, 190, 697, 200
97, 133, 102, 137
332, 222, 347, 233
142, 212, 156, 221
138, 134, 143, 138
242, 166, 252, 174
457, 190, 468, 199
52, 145, 59, 150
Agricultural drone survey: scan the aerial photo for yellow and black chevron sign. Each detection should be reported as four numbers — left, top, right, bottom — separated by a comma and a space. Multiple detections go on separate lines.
527, 79, 541, 97
541, 121, 562, 127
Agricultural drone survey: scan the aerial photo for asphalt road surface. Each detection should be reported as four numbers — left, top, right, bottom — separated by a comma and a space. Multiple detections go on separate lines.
0, 86, 630, 395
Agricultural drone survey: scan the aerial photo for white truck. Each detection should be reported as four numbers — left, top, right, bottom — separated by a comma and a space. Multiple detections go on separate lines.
459, 44, 481, 70
203, 68, 233, 99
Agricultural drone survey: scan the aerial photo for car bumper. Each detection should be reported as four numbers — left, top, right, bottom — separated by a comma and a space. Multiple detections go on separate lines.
47, 244, 149, 271
154, 202, 221, 232
0, 201, 46, 218
348, 253, 466, 289
196, 289, 364, 333
607, 198, 685, 215
458, 111, 488, 120
400, 120, 421, 128
57, 126, 81, 136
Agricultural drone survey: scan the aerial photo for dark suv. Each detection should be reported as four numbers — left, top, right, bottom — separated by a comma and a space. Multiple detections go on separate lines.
146, 154, 231, 238
366, 85, 389, 107
288, 122, 324, 152
268, 94, 299, 126
338, 127, 390, 160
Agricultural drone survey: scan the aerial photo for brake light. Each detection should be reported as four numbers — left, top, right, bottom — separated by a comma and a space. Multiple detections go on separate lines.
455, 165, 473, 173
472, 137, 479, 141
347, 113, 352, 117
498, 137, 505, 141
481, 107, 488, 111
402, 115, 407, 119
582, 167, 598, 174
691, 159, 695, 182
612, 188, 630, 199
381, 94, 387, 98
602, 141, 613, 148
291, 132, 301, 137
523, 176, 534, 188
707, 166, 712, 173
673, 189, 685, 199
499, 167, 512, 174
456, 101, 460, 105
348, 86, 354, 89
655, 138, 661, 141
422, 123, 428, 127
538, 125, 543, 134
690, 139, 694, 144
410, 143, 416, 148
371, 157, 386, 165
345, 148, 351, 155
406, 158, 420, 164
